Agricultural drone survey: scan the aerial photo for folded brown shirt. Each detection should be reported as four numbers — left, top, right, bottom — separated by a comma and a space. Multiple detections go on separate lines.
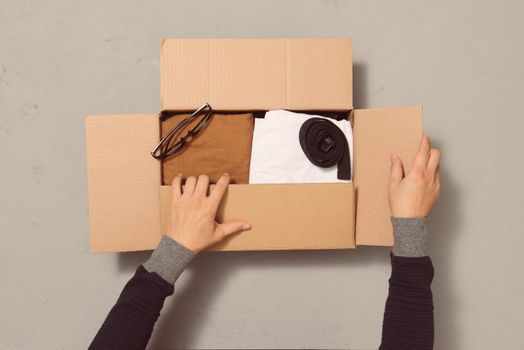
161, 113, 254, 185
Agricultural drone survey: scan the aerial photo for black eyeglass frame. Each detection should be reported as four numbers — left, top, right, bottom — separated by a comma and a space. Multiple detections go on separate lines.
151, 102, 213, 160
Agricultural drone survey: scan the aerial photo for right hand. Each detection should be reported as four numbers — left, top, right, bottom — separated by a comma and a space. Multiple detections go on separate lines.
388, 134, 441, 218
167, 173, 251, 252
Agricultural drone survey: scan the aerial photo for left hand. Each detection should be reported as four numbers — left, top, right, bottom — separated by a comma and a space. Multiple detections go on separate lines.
167, 173, 251, 252
388, 134, 441, 218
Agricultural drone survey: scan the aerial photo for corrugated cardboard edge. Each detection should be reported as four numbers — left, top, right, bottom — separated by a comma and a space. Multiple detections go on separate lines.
353, 106, 423, 246
160, 183, 356, 251
85, 114, 162, 252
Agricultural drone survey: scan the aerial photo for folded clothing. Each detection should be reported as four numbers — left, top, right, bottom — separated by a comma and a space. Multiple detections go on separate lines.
162, 113, 254, 185
249, 110, 353, 184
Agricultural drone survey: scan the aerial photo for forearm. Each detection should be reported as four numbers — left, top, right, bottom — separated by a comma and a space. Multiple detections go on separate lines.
89, 236, 194, 350
380, 218, 434, 350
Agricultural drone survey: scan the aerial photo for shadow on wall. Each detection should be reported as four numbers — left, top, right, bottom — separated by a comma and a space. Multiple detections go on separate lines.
427, 142, 463, 350
353, 62, 368, 109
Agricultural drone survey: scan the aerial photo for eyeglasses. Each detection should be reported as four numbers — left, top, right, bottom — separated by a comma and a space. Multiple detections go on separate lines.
151, 102, 213, 160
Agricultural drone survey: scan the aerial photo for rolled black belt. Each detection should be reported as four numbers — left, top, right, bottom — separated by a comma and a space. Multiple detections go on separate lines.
299, 117, 351, 180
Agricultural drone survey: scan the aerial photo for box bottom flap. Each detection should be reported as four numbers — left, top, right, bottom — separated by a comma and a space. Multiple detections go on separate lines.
160, 183, 356, 251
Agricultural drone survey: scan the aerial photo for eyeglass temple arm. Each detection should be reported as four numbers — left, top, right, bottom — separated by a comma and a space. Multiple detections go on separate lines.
150, 102, 211, 159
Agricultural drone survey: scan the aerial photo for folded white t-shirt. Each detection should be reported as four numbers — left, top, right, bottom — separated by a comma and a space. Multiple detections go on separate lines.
249, 110, 353, 184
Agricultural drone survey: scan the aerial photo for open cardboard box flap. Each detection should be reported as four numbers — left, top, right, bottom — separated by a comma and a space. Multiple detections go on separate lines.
160, 39, 353, 111
353, 106, 422, 246
85, 115, 161, 252
85, 39, 422, 253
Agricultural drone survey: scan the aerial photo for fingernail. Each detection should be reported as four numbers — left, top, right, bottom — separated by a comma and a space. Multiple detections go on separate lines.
242, 224, 251, 230
224, 173, 230, 177
177, 173, 182, 177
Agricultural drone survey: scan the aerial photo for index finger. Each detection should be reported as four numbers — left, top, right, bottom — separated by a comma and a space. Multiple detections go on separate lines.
411, 134, 431, 173
208, 173, 230, 208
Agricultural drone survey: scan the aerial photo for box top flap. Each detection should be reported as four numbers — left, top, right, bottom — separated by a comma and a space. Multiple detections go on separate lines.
85, 114, 161, 252
160, 183, 355, 251
353, 106, 423, 246
160, 39, 352, 111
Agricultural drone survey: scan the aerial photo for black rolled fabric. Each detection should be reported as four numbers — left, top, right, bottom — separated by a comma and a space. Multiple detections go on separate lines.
299, 117, 351, 180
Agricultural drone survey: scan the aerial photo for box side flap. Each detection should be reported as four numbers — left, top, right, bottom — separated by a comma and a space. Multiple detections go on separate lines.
353, 106, 423, 246
160, 183, 355, 251
160, 39, 352, 111
85, 115, 161, 252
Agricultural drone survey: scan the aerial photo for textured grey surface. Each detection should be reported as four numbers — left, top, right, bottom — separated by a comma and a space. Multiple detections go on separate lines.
144, 235, 195, 285
391, 217, 429, 257
1, 1, 523, 349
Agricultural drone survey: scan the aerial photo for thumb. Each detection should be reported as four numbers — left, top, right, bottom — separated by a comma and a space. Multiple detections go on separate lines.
390, 154, 404, 184
216, 221, 252, 238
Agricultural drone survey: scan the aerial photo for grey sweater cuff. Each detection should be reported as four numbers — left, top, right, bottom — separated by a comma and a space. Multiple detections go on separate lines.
391, 217, 429, 257
143, 236, 195, 285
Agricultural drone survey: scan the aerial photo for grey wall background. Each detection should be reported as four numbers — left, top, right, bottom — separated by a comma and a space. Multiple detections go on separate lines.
1, 0, 523, 349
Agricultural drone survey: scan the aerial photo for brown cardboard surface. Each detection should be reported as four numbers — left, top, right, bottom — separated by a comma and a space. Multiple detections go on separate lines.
160, 39, 352, 111
353, 106, 423, 246
160, 183, 356, 251
85, 115, 161, 252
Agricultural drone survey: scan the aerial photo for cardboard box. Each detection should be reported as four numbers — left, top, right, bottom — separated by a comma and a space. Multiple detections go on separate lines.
85, 39, 422, 253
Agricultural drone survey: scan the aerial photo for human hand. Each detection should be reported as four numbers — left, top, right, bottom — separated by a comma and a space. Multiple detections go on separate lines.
389, 134, 441, 218
167, 173, 251, 252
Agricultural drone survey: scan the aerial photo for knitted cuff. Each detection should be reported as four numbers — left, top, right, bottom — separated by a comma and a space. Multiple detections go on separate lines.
391, 217, 429, 257
143, 236, 195, 285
